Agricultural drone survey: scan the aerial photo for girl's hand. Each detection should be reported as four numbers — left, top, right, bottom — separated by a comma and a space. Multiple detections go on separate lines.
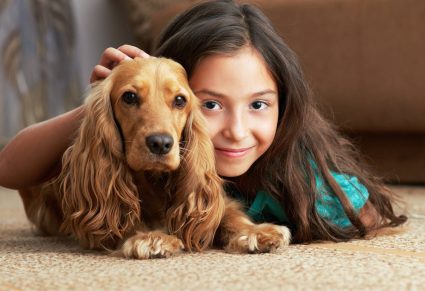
90, 45, 150, 83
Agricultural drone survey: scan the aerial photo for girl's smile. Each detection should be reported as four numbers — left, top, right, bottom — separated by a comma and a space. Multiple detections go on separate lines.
190, 46, 279, 177
214, 146, 255, 158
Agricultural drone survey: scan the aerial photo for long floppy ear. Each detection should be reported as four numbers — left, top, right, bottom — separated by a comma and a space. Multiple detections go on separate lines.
166, 104, 225, 251
58, 79, 140, 250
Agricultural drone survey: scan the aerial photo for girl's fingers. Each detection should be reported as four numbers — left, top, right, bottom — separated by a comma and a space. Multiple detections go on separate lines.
90, 65, 112, 83
99, 47, 132, 68
90, 45, 149, 83
118, 44, 150, 59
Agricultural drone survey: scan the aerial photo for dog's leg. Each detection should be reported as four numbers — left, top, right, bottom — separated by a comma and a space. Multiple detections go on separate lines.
19, 184, 64, 236
217, 197, 291, 253
119, 230, 184, 259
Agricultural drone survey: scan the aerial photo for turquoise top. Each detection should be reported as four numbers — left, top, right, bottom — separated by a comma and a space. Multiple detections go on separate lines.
230, 171, 369, 228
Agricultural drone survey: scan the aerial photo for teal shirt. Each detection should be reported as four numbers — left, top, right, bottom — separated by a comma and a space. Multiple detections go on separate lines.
231, 171, 369, 229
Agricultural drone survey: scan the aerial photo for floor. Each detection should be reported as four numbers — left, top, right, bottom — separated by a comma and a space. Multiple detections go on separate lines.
0, 186, 424, 290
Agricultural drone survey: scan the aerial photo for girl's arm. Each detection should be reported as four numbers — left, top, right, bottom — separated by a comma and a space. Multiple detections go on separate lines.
0, 106, 85, 189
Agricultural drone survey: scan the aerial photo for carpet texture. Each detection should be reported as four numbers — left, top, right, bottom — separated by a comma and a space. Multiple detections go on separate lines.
1, 186, 424, 290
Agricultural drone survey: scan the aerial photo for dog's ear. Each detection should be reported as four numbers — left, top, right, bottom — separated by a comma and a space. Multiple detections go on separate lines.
166, 103, 225, 251
59, 78, 140, 249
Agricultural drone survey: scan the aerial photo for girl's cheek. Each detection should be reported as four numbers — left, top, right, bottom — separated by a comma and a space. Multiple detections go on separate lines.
200, 112, 222, 140
251, 111, 279, 145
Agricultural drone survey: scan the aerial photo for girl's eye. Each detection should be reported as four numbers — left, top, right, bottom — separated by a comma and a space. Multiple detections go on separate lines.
202, 101, 222, 110
250, 101, 268, 110
122, 91, 139, 105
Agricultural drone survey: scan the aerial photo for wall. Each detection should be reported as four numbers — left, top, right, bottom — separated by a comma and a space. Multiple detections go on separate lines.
71, 0, 136, 89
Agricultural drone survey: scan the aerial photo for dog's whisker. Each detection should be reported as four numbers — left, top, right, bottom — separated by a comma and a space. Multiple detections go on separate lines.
179, 147, 195, 155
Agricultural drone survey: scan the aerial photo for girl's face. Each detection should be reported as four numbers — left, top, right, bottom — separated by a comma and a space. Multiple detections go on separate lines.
190, 46, 279, 177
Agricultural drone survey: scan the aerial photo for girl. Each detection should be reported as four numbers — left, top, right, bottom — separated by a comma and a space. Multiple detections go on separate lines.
0, 0, 406, 243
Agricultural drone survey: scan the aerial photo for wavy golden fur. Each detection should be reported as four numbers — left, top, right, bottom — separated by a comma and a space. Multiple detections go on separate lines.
19, 57, 291, 259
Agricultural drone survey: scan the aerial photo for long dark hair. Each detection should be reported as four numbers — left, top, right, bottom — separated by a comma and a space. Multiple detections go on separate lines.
154, 0, 407, 243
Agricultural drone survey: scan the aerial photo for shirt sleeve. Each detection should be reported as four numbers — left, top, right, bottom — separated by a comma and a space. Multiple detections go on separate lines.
245, 190, 288, 224
315, 171, 370, 228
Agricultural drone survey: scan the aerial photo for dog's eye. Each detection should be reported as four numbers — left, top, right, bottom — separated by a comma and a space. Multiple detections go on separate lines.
173, 95, 187, 109
122, 92, 139, 105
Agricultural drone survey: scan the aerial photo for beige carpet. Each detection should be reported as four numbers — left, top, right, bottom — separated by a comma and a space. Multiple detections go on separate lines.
1, 186, 424, 290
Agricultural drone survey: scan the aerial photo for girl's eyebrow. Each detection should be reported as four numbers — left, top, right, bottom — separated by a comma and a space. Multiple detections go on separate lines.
193, 89, 226, 98
193, 89, 277, 99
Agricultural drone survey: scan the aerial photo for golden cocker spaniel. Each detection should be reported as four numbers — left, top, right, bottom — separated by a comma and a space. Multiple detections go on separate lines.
19, 57, 290, 259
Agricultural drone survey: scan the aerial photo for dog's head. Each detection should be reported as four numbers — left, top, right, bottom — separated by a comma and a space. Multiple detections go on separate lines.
109, 58, 196, 172
59, 57, 225, 251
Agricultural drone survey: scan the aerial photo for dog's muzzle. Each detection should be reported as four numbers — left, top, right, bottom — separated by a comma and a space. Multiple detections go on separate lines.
146, 134, 174, 155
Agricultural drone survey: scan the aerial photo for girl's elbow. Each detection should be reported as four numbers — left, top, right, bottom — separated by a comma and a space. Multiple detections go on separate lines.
0, 151, 20, 190
0, 156, 10, 188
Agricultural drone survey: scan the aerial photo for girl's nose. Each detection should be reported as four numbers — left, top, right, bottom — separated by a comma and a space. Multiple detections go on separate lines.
222, 111, 249, 141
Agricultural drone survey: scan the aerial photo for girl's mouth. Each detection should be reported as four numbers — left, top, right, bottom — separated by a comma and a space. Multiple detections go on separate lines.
214, 146, 253, 158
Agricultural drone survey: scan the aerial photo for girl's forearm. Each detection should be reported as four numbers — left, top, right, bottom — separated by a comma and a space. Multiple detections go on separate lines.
0, 105, 85, 189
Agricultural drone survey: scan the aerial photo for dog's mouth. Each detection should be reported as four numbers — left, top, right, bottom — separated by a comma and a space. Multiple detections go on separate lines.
126, 147, 181, 173
146, 152, 180, 171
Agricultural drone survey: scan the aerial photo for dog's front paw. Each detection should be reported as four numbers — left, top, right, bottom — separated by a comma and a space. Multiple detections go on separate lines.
120, 231, 184, 259
225, 224, 291, 254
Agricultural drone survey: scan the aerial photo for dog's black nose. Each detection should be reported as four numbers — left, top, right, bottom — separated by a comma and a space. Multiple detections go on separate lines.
146, 134, 174, 155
